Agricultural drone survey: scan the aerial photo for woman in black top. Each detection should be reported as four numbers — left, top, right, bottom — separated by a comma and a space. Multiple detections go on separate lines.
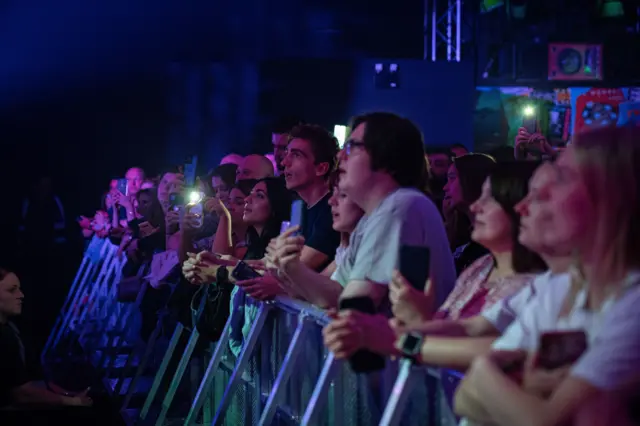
182, 177, 292, 353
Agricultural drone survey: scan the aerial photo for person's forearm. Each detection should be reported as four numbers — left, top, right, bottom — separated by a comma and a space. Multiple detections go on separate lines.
285, 264, 343, 309
412, 316, 498, 338
278, 276, 308, 301
419, 336, 495, 370
12, 382, 70, 406
413, 319, 470, 336
454, 380, 494, 423
166, 231, 182, 251
474, 359, 550, 426
212, 216, 233, 255
111, 209, 119, 229
178, 231, 197, 263
124, 206, 136, 222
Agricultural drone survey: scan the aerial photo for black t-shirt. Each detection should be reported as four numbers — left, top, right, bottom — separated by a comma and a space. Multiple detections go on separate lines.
0, 322, 29, 406
301, 193, 341, 271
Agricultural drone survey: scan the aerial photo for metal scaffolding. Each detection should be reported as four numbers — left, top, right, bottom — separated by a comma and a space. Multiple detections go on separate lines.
425, 0, 463, 61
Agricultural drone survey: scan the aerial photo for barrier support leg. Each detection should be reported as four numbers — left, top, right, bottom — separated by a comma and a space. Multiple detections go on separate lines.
154, 328, 200, 426
139, 323, 184, 421
300, 352, 342, 426
379, 358, 416, 426
258, 315, 310, 425
211, 303, 271, 425
184, 320, 232, 426
119, 322, 163, 409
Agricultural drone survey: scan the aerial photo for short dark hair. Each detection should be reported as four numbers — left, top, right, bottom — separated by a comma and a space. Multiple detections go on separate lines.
454, 153, 496, 206
489, 161, 547, 274
234, 179, 259, 197
210, 163, 237, 188
487, 145, 516, 162
350, 112, 426, 188
425, 146, 454, 158
450, 143, 468, 151
272, 116, 306, 134
159, 165, 183, 180
288, 124, 339, 180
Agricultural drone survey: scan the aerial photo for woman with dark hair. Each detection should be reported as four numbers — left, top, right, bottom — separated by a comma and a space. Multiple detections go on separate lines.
209, 179, 257, 259
242, 177, 293, 260
322, 161, 548, 363
118, 188, 167, 278
390, 161, 546, 325
133, 188, 166, 255
443, 153, 497, 274
182, 177, 292, 355
208, 163, 237, 205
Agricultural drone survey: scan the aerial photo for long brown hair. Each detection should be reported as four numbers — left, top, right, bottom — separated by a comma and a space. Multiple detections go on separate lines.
572, 126, 640, 285
445, 153, 496, 248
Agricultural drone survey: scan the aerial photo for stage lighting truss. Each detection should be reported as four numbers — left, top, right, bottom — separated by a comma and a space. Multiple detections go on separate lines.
426, 0, 463, 61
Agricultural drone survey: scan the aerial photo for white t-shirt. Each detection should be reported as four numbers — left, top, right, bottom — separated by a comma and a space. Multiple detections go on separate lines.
461, 271, 640, 426
333, 187, 456, 307
481, 271, 557, 333
493, 271, 640, 390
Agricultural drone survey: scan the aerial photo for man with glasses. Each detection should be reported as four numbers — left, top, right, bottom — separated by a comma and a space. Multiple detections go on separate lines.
335, 112, 456, 308
281, 124, 341, 271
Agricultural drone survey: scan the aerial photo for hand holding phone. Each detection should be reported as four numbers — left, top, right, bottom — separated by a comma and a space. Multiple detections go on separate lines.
188, 203, 204, 228
339, 296, 386, 374
535, 330, 588, 370
116, 178, 128, 197
138, 221, 157, 238
231, 261, 262, 282
522, 105, 537, 134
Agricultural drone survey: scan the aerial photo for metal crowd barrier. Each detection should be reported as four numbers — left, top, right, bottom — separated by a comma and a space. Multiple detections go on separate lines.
45, 236, 462, 426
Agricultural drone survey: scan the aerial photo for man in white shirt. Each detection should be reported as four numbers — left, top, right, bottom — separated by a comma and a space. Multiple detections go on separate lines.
334, 112, 456, 308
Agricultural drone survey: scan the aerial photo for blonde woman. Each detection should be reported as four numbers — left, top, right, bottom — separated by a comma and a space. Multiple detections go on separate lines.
455, 126, 640, 426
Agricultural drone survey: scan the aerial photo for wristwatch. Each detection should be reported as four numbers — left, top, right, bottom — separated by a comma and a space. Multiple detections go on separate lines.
397, 331, 425, 359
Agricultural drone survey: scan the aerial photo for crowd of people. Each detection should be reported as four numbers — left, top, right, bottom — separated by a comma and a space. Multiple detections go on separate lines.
1, 112, 639, 426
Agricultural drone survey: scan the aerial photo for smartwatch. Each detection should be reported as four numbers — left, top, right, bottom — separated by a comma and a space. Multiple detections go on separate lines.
397, 331, 425, 358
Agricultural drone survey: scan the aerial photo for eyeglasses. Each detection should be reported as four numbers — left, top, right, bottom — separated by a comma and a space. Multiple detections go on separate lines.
344, 140, 365, 156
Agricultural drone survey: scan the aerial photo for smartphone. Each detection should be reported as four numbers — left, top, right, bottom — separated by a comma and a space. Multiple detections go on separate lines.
231, 261, 261, 281
536, 330, 588, 370
186, 190, 204, 227
189, 203, 204, 228
184, 155, 198, 187
128, 218, 143, 239
399, 245, 431, 291
116, 178, 128, 196
523, 115, 537, 134
169, 192, 185, 210
289, 199, 305, 235
339, 296, 386, 373
280, 220, 291, 234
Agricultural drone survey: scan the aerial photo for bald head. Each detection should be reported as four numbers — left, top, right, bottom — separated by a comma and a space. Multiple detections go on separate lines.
237, 154, 274, 181
220, 153, 244, 166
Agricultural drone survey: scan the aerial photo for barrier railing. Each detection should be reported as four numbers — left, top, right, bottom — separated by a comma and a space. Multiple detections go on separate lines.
46, 237, 461, 426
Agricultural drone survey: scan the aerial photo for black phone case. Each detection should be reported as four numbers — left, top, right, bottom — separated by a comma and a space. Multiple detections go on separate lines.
339, 297, 386, 374
399, 245, 431, 291
231, 262, 261, 281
